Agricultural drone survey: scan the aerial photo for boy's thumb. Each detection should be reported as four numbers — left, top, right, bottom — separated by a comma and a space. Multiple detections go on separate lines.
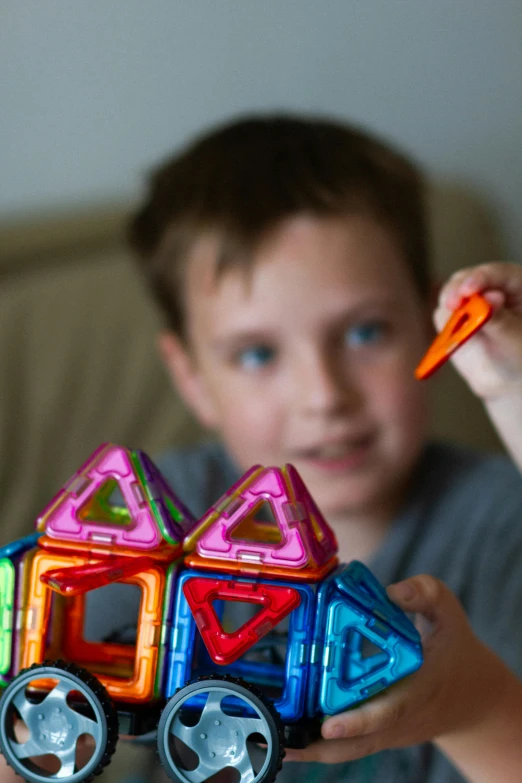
387, 574, 461, 621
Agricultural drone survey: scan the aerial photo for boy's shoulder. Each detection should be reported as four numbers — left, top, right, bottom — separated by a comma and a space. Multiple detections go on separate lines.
419, 440, 522, 508
405, 439, 522, 572
425, 438, 520, 479
419, 442, 522, 678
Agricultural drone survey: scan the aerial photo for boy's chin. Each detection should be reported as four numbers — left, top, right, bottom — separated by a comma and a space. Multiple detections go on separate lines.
301, 471, 403, 524
294, 442, 424, 522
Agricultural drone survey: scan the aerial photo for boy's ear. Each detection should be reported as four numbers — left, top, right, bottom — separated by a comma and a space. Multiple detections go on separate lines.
157, 330, 219, 429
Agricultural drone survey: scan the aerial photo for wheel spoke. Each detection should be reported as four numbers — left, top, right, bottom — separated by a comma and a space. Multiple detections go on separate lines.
44, 680, 71, 706
56, 747, 77, 779
183, 760, 223, 783
234, 753, 256, 783
200, 691, 223, 721
239, 717, 267, 739
11, 690, 33, 722
170, 715, 196, 747
11, 737, 47, 760
74, 712, 100, 739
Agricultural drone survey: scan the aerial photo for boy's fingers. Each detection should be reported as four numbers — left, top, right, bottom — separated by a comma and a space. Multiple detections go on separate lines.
482, 290, 507, 310
438, 269, 475, 311
321, 683, 410, 740
433, 304, 450, 332
283, 735, 383, 765
387, 574, 462, 626
463, 262, 522, 305
440, 262, 522, 314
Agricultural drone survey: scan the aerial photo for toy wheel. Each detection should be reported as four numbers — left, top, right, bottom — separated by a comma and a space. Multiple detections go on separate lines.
157, 674, 284, 783
0, 660, 118, 783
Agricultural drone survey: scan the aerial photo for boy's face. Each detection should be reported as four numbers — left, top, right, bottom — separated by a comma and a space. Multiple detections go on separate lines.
162, 213, 430, 524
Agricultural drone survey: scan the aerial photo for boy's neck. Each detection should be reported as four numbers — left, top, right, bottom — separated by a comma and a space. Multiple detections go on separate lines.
326, 486, 407, 564
328, 513, 391, 565
326, 472, 409, 565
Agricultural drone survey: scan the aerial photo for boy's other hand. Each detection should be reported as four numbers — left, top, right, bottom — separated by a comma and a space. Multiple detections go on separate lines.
284, 574, 513, 765
434, 262, 522, 401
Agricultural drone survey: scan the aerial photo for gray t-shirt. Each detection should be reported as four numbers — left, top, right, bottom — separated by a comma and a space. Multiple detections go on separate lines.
124, 439, 522, 783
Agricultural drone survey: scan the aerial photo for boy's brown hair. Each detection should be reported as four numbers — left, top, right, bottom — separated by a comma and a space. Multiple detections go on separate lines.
128, 113, 430, 336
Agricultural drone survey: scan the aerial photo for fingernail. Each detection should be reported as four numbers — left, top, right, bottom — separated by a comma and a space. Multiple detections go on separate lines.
462, 276, 478, 295
324, 723, 344, 739
390, 581, 416, 602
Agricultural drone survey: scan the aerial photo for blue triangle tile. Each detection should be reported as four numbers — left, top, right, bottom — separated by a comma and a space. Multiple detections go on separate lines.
334, 561, 421, 645
319, 594, 423, 714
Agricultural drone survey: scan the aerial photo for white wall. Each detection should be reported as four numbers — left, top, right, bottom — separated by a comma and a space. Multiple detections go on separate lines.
2, 1, 522, 256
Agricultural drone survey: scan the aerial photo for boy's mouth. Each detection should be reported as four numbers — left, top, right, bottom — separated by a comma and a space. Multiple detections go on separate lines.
294, 435, 374, 471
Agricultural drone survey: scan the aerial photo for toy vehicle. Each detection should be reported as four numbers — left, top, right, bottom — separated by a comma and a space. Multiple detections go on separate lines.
0, 443, 423, 783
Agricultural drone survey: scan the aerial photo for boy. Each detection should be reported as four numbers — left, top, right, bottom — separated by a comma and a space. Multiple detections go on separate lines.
2, 116, 520, 783
124, 114, 522, 782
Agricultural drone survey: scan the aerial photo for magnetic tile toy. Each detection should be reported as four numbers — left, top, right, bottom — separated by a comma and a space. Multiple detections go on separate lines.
38, 443, 196, 550
415, 292, 492, 379
0, 443, 425, 783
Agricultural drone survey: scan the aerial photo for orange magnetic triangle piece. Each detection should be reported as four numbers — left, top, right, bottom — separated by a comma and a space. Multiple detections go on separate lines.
37, 534, 180, 561
184, 550, 339, 582
415, 293, 493, 379
40, 555, 155, 596
182, 575, 301, 665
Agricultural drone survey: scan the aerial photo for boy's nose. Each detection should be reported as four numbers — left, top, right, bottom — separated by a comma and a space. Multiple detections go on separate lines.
292, 352, 360, 415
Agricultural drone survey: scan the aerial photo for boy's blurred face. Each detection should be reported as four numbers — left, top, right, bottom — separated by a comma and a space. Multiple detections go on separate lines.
162, 213, 430, 524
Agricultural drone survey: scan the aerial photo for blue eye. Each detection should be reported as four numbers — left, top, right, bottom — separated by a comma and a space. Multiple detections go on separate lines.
235, 345, 276, 369
345, 321, 387, 348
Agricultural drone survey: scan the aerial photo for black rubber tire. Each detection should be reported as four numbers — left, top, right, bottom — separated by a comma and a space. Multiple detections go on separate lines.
0, 660, 118, 783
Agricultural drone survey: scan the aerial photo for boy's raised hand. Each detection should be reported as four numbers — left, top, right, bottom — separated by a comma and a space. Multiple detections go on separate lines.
434, 261, 522, 401
284, 575, 522, 782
